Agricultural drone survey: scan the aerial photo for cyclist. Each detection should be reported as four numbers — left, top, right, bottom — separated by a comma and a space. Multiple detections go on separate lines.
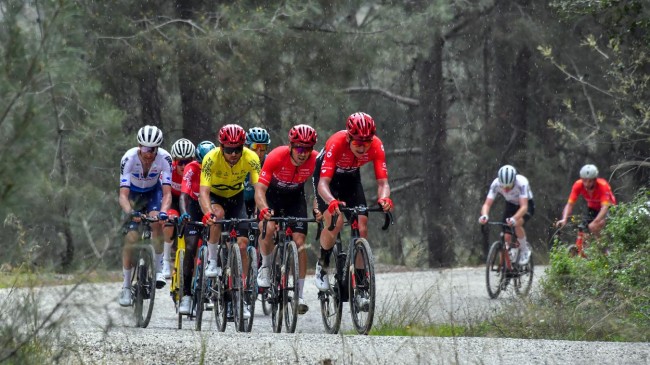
312, 112, 393, 297
255, 124, 320, 315
556, 164, 616, 237
199, 124, 261, 320
161, 138, 196, 279
177, 141, 216, 315
118, 125, 172, 306
478, 165, 535, 265
244, 127, 271, 217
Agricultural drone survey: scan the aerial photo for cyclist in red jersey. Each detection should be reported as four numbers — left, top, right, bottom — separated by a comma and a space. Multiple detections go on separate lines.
556, 164, 617, 237
161, 138, 195, 279
255, 124, 321, 314
312, 112, 393, 292
177, 141, 215, 315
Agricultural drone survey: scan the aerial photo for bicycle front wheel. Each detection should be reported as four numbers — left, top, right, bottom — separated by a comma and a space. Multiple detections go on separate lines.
270, 247, 283, 333
133, 244, 156, 328
283, 241, 299, 333
194, 247, 206, 331
349, 238, 376, 335
319, 245, 342, 334
176, 249, 185, 329
486, 241, 504, 299
229, 244, 244, 332
213, 246, 227, 332
244, 245, 257, 332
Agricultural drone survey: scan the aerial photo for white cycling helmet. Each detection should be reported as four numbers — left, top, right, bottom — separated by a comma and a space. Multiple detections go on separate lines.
137, 125, 164, 147
580, 164, 598, 179
497, 165, 517, 188
170, 138, 196, 159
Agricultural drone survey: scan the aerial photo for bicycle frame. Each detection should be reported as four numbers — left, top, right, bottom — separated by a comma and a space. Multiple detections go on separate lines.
128, 214, 159, 328
485, 221, 534, 299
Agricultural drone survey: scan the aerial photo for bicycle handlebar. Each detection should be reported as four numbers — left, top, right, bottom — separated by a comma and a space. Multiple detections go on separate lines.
328, 205, 394, 232
262, 216, 320, 240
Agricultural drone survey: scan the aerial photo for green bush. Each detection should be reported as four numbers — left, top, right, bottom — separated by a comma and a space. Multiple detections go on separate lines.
540, 191, 650, 341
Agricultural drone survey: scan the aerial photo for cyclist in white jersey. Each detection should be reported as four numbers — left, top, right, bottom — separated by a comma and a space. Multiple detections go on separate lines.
478, 165, 534, 265
118, 125, 173, 306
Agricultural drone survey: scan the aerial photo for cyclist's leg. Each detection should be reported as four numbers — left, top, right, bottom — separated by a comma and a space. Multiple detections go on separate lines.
226, 192, 250, 280
146, 183, 165, 276
339, 172, 368, 268
206, 193, 226, 264
586, 207, 605, 237
162, 197, 180, 278
120, 192, 146, 305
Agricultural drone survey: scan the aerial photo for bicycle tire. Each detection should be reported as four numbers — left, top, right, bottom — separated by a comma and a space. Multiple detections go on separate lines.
213, 246, 227, 332
261, 290, 271, 316
515, 253, 534, 297
133, 245, 156, 328
319, 244, 342, 334
349, 238, 376, 335
486, 241, 504, 299
177, 249, 184, 329
270, 246, 283, 333
194, 247, 206, 331
230, 244, 244, 332
283, 241, 299, 333
244, 246, 257, 332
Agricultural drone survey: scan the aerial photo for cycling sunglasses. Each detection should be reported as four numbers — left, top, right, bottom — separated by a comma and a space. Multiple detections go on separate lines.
350, 138, 372, 148
176, 159, 192, 166
140, 146, 158, 153
250, 143, 268, 152
222, 145, 244, 155
292, 145, 313, 154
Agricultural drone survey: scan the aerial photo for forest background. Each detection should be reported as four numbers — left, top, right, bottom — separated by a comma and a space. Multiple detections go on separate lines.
0, 0, 647, 273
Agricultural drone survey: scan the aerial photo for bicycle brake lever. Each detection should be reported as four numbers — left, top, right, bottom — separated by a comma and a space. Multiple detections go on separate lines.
381, 212, 394, 231
328, 213, 339, 231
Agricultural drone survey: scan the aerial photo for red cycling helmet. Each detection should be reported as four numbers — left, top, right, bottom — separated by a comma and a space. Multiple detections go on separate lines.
288, 124, 318, 146
346, 112, 376, 140
218, 124, 247, 145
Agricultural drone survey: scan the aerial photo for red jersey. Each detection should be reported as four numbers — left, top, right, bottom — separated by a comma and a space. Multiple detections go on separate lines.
319, 130, 388, 179
259, 146, 318, 190
181, 161, 201, 201
170, 160, 184, 197
568, 178, 616, 210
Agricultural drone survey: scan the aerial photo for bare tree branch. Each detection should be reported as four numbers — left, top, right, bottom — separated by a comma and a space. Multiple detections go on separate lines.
370, 178, 424, 202
343, 87, 420, 106
386, 148, 422, 157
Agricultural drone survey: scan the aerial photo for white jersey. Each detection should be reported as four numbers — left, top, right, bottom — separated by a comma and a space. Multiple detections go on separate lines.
119, 147, 173, 193
486, 175, 533, 205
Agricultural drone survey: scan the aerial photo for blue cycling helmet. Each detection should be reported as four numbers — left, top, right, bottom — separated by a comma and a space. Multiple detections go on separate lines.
195, 140, 216, 162
246, 127, 271, 146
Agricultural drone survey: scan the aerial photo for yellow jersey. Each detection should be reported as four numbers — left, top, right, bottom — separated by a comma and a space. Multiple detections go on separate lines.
200, 147, 261, 198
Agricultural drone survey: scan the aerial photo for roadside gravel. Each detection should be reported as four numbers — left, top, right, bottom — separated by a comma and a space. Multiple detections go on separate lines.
4, 266, 650, 364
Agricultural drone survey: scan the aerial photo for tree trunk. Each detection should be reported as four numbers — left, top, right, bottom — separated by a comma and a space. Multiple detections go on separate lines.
418, 29, 453, 267
139, 68, 162, 127
175, 0, 214, 143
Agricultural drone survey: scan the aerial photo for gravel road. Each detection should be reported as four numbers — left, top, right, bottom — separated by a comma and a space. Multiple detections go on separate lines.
4, 266, 649, 364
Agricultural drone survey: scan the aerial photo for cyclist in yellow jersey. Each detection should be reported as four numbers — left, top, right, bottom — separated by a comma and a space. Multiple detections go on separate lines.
199, 124, 260, 320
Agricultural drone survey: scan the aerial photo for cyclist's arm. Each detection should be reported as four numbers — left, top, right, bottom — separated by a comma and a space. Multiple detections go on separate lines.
376, 178, 390, 201
119, 187, 132, 214
317, 176, 336, 204
254, 182, 270, 212
160, 184, 172, 213
199, 186, 213, 215
480, 197, 495, 216
513, 197, 528, 220
179, 193, 190, 216
559, 202, 575, 224
593, 203, 609, 224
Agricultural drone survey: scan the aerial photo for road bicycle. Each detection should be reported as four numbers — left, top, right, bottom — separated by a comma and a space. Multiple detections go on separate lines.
127, 214, 159, 328
318, 206, 393, 335
209, 217, 257, 332
485, 221, 534, 299
550, 216, 589, 258
261, 215, 318, 333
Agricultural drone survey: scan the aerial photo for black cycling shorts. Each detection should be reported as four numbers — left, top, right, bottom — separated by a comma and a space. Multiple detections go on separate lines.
312, 157, 367, 218
210, 191, 248, 237
266, 185, 309, 235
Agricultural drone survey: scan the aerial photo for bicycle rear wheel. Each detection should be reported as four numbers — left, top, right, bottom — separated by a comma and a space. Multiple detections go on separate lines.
229, 244, 244, 332
349, 238, 376, 335
194, 247, 206, 331
213, 246, 227, 332
244, 246, 257, 332
283, 241, 299, 333
270, 247, 283, 333
133, 244, 156, 328
319, 245, 342, 334
514, 253, 534, 296
486, 241, 504, 299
